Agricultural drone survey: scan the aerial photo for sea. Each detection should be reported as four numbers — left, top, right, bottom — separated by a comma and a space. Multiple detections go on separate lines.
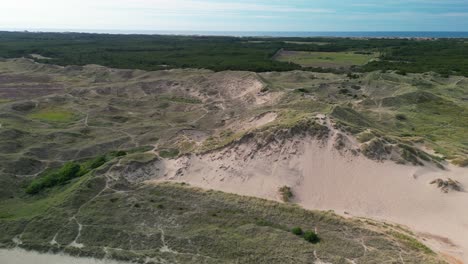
2, 29, 468, 38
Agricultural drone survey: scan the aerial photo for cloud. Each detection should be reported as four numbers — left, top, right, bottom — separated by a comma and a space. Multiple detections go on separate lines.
107, 0, 334, 13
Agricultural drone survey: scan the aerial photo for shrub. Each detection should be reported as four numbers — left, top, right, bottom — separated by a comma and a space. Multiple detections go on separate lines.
395, 113, 407, 121
278, 186, 293, 202
113, 150, 127, 157
338, 88, 351, 95
25, 162, 82, 194
347, 73, 359, 79
291, 227, 303, 236
453, 157, 468, 167
303, 230, 320, 243
396, 70, 407, 76
89, 156, 107, 169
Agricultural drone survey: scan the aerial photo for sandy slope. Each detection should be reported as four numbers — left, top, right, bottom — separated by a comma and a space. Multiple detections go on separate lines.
158, 133, 468, 263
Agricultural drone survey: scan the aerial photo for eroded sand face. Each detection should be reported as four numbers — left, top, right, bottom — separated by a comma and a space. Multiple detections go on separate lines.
0, 248, 130, 264
158, 136, 468, 263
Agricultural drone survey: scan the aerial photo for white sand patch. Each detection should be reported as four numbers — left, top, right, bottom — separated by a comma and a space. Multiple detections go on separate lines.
154, 136, 468, 263
0, 248, 129, 264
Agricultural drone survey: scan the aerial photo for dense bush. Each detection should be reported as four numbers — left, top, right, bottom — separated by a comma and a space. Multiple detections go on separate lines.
25, 155, 109, 194
26, 162, 82, 194
291, 226, 320, 243
88, 156, 107, 169
395, 114, 407, 121
291, 227, 303, 236
303, 230, 320, 243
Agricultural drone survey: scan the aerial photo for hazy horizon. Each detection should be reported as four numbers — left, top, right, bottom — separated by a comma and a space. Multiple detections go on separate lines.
2, 28, 468, 38
1, 0, 467, 32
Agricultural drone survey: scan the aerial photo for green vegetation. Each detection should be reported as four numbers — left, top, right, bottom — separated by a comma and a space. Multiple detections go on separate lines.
304, 230, 320, 244
25, 155, 107, 194
291, 227, 303, 235
276, 51, 376, 68
0, 180, 442, 263
0, 31, 467, 76
28, 108, 76, 123
159, 148, 180, 159
0, 56, 454, 262
291, 226, 320, 244
25, 162, 82, 194
390, 231, 434, 255
0, 31, 299, 72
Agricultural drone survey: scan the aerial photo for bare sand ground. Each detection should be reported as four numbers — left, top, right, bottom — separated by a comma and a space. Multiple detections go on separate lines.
158, 136, 468, 263
0, 248, 129, 264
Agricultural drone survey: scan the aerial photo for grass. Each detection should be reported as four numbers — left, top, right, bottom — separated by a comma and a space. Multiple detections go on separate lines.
158, 148, 180, 159
0, 182, 442, 263
0, 59, 461, 262
159, 95, 202, 104
276, 51, 377, 68
25, 155, 108, 194
28, 108, 76, 123
390, 231, 434, 255
0, 172, 95, 220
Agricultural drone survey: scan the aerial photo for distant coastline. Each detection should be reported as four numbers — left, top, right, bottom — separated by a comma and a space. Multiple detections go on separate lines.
2, 29, 468, 38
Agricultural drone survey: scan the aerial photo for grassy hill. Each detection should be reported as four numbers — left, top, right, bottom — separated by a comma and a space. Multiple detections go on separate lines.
0, 56, 465, 262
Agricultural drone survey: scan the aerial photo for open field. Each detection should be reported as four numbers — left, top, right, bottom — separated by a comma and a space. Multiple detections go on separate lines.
0, 58, 466, 263
275, 50, 377, 68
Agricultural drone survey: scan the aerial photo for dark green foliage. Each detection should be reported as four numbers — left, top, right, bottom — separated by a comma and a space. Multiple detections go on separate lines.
363, 40, 468, 76
347, 73, 359, 79
0, 32, 300, 72
0, 31, 467, 75
25, 162, 81, 194
292, 227, 303, 236
396, 70, 407, 76
338, 88, 352, 95
25, 154, 110, 194
113, 150, 127, 157
395, 114, 407, 121
303, 230, 320, 243
88, 156, 107, 169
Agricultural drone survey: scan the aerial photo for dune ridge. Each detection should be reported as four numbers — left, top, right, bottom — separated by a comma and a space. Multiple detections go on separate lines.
157, 120, 468, 263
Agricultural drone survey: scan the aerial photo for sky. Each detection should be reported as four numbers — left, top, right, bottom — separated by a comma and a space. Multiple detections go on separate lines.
1, 0, 468, 32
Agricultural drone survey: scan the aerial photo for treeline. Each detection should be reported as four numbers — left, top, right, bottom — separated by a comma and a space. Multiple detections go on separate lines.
0, 31, 467, 75
0, 32, 300, 72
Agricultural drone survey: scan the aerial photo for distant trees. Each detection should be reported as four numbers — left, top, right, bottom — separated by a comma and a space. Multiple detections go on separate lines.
1, 31, 466, 76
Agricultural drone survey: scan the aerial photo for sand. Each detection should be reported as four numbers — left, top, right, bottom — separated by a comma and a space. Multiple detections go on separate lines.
158, 135, 468, 263
0, 248, 129, 264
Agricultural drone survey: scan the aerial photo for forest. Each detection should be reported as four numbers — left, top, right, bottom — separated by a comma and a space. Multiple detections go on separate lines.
0, 31, 467, 76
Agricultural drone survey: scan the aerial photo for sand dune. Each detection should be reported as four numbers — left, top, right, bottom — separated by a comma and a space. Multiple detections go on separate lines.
158, 132, 468, 263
